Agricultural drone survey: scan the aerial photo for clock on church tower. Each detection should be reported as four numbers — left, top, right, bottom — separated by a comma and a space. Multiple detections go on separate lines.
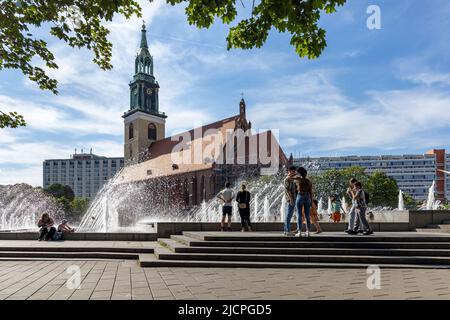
122, 22, 167, 166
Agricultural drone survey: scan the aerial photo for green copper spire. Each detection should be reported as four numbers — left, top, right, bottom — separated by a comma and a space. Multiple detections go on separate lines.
140, 20, 148, 49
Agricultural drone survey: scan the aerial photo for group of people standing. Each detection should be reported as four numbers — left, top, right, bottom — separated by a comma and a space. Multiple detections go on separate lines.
283, 166, 373, 236
283, 166, 322, 237
344, 178, 373, 235
217, 182, 252, 232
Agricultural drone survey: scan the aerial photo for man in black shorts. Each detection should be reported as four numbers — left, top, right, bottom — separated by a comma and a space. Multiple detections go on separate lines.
217, 182, 234, 231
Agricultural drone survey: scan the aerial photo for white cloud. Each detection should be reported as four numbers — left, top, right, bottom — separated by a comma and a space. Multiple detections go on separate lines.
248, 70, 450, 154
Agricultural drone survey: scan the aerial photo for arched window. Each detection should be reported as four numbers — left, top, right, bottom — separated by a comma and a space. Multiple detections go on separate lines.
129, 123, 134, 139
148, 123, 157, 140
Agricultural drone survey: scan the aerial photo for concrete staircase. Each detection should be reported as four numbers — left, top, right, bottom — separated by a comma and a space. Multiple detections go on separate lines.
415, 220, 450, 234
140, 231, 450, 269
0, 244, 154, 261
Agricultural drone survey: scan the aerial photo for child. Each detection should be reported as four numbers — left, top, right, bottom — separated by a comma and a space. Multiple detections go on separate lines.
330, 196, 342, 223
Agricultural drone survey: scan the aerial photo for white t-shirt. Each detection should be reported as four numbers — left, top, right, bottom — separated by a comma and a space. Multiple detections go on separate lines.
219, 188, 234, 207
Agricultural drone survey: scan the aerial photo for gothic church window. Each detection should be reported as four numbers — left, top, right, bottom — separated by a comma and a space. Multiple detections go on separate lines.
148, 123, 157, 140
129, 123, 134, 139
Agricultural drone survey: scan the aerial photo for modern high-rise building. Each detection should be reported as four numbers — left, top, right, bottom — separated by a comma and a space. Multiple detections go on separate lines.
43, 151, 124, 199
295, 149, 447, 202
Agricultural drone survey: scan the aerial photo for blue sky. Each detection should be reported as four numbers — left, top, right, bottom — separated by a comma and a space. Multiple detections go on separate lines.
2, 0, 450, 186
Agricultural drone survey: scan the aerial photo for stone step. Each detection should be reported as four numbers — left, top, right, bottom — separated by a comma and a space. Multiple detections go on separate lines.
424, 225, 450, 229
0, 251, 140, 260
140, 257, 450, 269
159, 238, 450, 257
0, 246, 154, 254
182, 231, 450, 243
415, 229, 450, 234
171, 235, 450, 249
154, 248, 450, 265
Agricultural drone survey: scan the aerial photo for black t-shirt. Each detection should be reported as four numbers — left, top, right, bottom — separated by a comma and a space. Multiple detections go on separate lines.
236, 191, 251, 204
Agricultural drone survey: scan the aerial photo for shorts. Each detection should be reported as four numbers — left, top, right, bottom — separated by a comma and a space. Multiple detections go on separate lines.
222, 206, 232, 216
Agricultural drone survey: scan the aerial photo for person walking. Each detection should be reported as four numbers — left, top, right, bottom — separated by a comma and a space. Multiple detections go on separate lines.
353, 182, 373, 235
37, 213, 56, 241
290, 167, 313, 237
283, 166, 298, 236
217, 182, 234, 231
236, 184, 252, 232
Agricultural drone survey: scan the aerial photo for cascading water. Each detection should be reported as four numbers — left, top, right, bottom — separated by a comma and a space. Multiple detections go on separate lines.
280, 196, 286, 222
317, 198, 324, 215
0, 184, 64, 231
327, 197, 332, 215
263, 196, 270, 222
398, 190, 405, 211
422, 180, 441, 210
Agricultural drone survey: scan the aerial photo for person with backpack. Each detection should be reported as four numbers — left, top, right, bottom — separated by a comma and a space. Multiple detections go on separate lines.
236, 184, 252, 232
217, 182, 234, 231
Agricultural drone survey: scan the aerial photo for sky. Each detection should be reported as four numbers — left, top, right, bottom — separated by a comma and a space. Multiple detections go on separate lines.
1, 0, 450, 186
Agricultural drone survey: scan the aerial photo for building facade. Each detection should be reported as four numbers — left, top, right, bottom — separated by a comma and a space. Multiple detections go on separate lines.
123, 22, 166, 166
295, 149, 447, 202
119, 24, 287, 213
43, 152, 124, 199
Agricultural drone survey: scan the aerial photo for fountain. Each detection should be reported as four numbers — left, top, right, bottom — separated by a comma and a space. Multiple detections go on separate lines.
0, 184, 64, 231
423, 180, 441, 210
317, 197, 324, 215
280, 195, 286, 222
398, 190, 405, 211
327, 197, 332, 215
263, 196, 270, 222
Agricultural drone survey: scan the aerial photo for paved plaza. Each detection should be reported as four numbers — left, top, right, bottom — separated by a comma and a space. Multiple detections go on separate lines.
1, 260, 450, 300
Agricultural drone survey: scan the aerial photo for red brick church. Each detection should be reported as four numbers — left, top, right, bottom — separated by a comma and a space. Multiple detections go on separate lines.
119, 23, 287, 209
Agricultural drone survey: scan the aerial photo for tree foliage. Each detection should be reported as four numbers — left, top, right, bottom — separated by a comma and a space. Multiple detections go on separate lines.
0, 0, 346, 128
0, 111, 26, 128
310, 166, 368, 201
364, 171, 399, 208
44, 183, 75, 201
43, 183, 89, 221
168, 0, 347, 58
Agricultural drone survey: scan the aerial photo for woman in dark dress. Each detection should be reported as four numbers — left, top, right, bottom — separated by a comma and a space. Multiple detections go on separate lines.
236, 184, 252, 232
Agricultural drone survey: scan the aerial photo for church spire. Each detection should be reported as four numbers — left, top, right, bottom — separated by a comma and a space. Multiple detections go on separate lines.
140, 20, 148, 49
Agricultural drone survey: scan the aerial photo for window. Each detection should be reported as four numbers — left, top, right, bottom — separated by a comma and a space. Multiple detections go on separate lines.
148, 123, 157, 140
129, 122, 134, 139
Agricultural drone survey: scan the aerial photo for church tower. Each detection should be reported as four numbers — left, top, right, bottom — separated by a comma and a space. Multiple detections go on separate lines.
123, 22, 167, 165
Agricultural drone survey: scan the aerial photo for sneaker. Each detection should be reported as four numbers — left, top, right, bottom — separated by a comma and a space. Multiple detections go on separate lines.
315, 230, 322, 234
357, 229, 364, 234
305, 230, 310, 238
241, 228, 246, 232
295, 231, 302, 237
227, 227, 232, 232
363, 230, 374, 236
220, 227, 225, 232
347, 230, 358, 235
